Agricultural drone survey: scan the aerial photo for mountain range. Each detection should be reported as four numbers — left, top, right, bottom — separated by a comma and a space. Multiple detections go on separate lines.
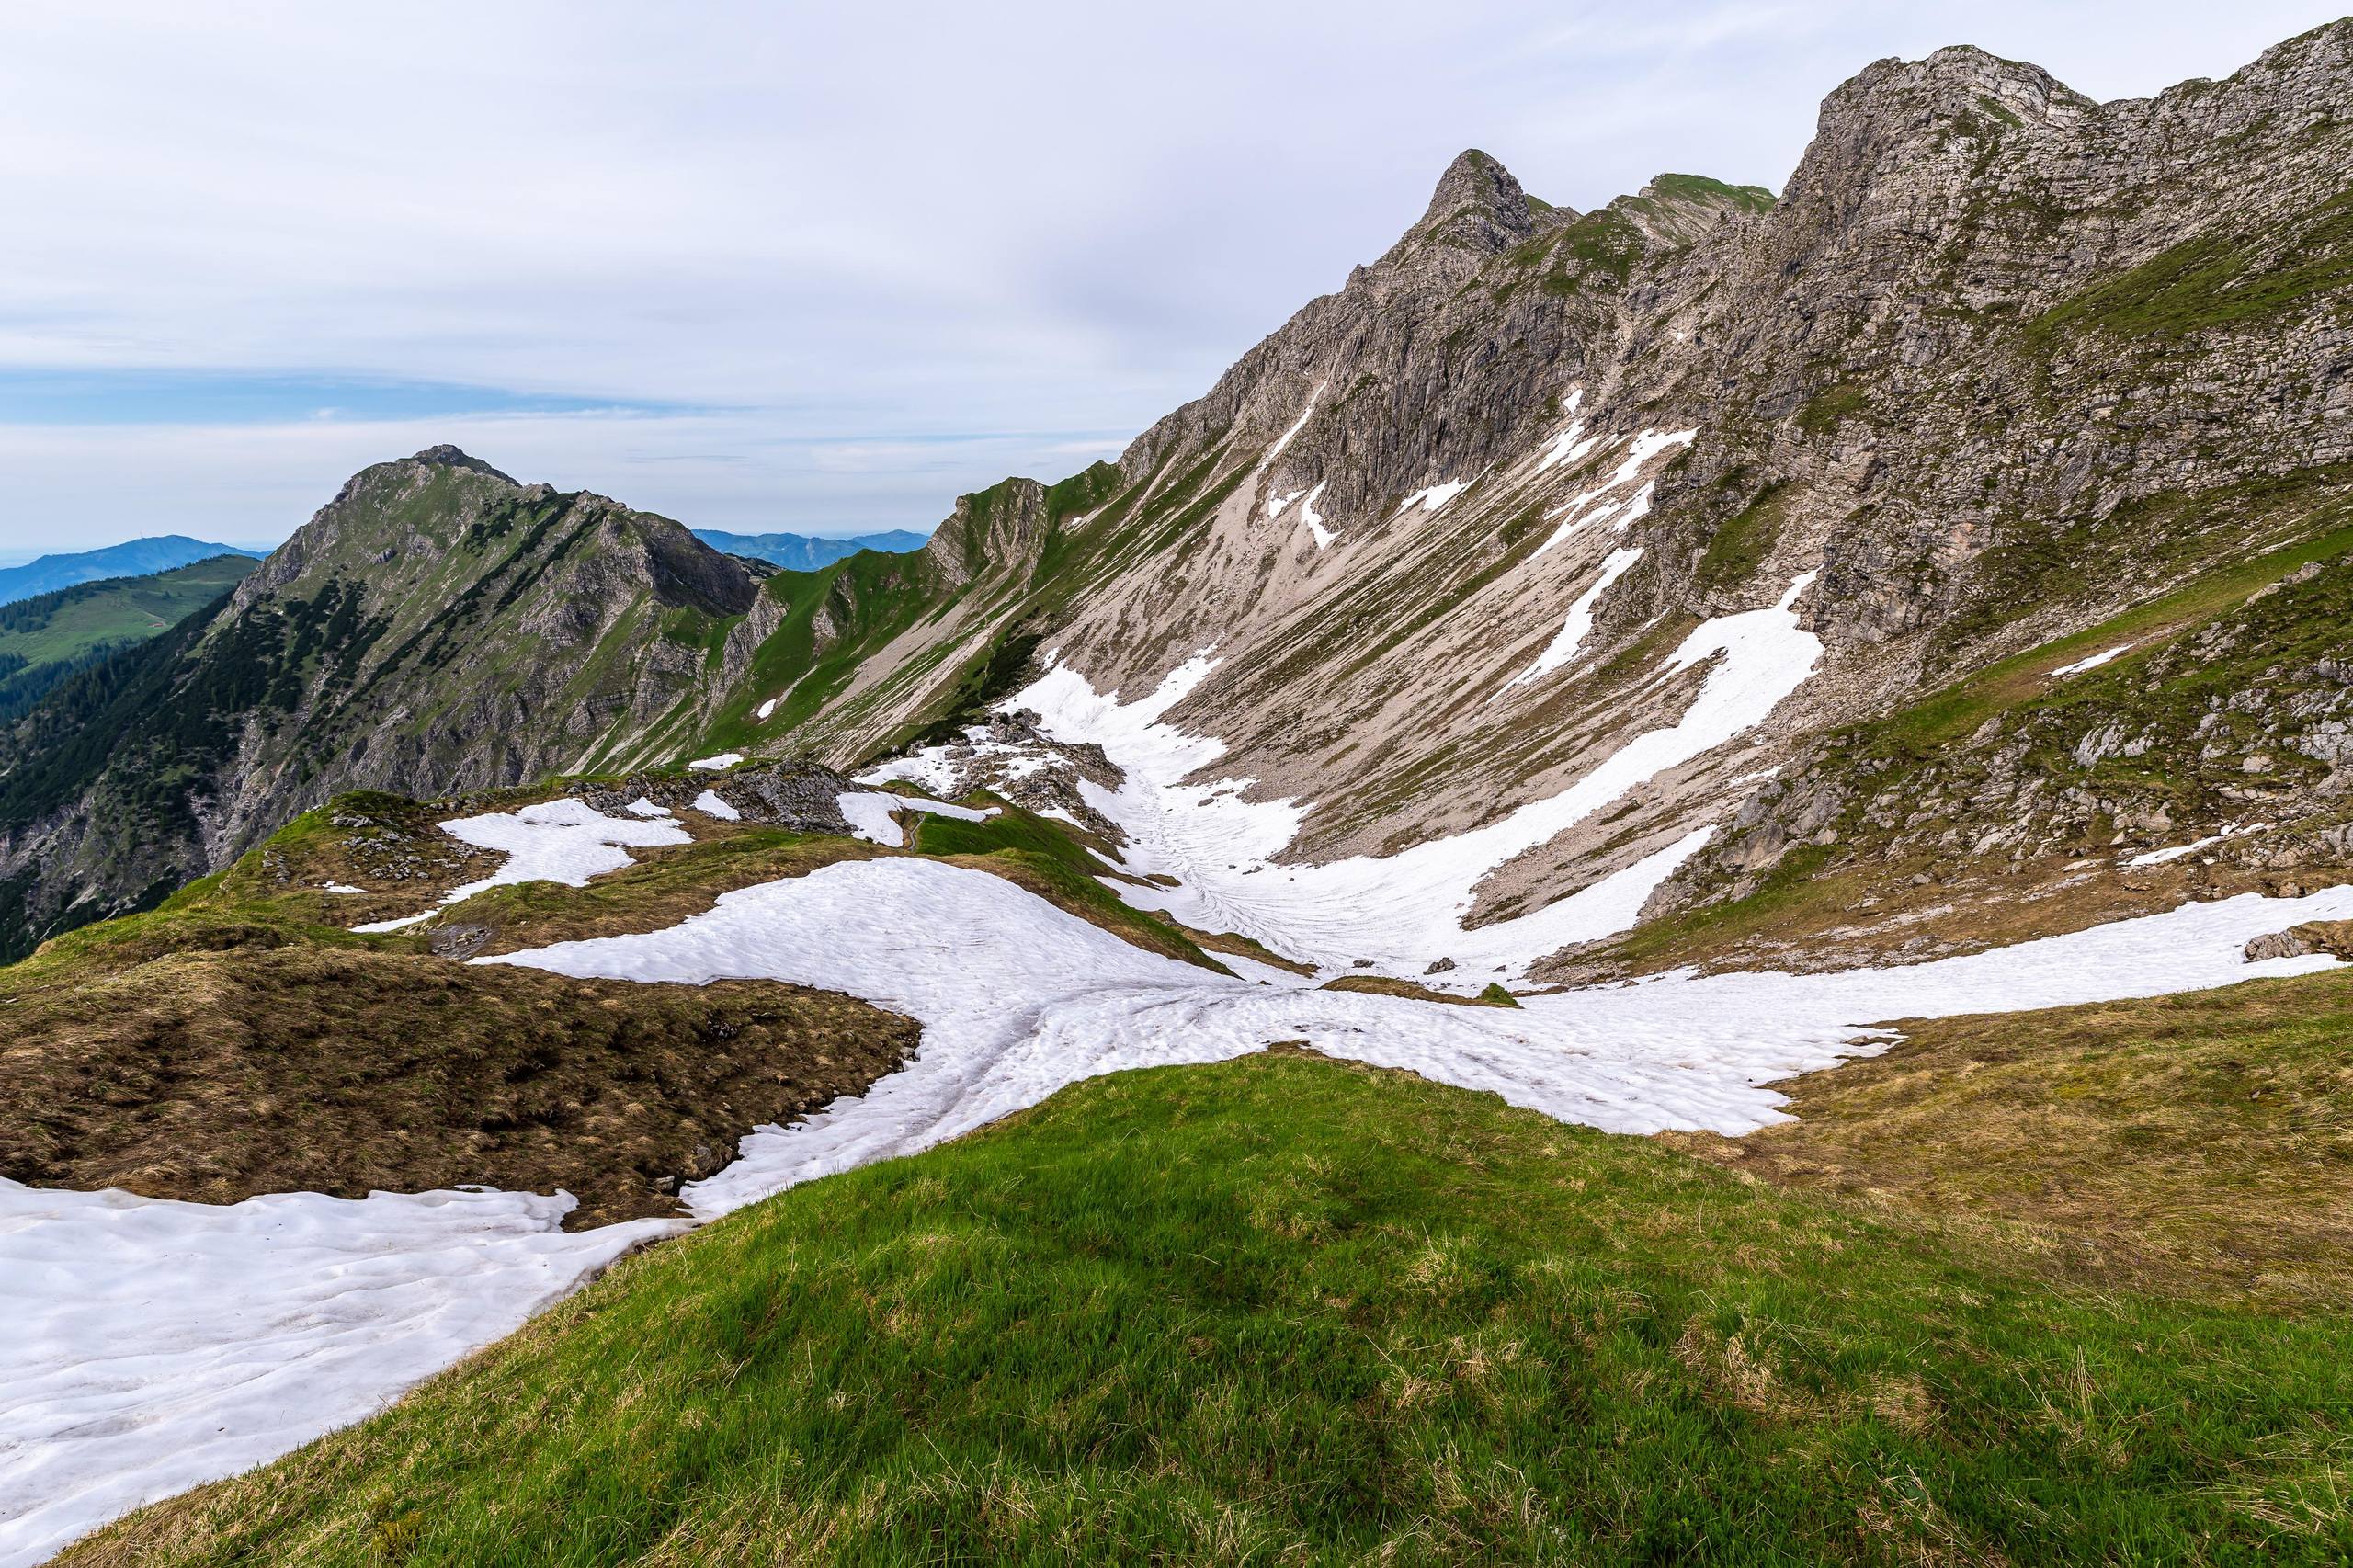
8, 20, 2353, 1563
691, 527, 930, 570
3, 22, 2346, 967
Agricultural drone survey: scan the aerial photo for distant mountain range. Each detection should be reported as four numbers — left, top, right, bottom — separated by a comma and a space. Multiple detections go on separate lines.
691, 528, 929, 571
0, 536, 263, 608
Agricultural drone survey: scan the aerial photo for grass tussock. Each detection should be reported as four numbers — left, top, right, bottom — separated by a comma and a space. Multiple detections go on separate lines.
68, 1051, 2353, 1565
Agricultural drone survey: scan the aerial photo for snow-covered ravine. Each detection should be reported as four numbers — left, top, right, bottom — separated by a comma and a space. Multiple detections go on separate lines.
898, 574, 1824, 985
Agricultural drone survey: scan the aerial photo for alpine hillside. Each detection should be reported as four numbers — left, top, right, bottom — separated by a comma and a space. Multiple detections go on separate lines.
6, 23, 2352, 982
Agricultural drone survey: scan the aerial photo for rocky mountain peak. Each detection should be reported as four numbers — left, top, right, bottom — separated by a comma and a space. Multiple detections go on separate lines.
1403, 148, 1559, 256
405, 444, 517, 483
922, 478, 1050, 587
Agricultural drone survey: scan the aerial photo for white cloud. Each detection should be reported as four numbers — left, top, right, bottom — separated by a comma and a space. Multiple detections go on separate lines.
0, 0, 2338, 547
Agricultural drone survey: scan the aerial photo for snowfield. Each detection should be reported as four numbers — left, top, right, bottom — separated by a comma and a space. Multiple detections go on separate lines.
8, 629, 2353, 1563
1012, 577, 1824, 983
0, 1187, 673, 1568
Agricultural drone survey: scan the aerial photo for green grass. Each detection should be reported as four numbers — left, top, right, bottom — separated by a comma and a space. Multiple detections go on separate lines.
1795, 382, 1868, 436
1644, 172, 1777, 214
1694, 483, 1789, 593
0, 555, 256, 723
2028, 189, 2353, 344
75, 1050, 2353, 1565
0, 555, 255, 665
1888, 513, 2353, 750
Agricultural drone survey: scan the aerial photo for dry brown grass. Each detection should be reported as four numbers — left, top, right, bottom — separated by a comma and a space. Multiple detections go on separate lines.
1666, 967, 2353, 1307
0, 943, 916, 1226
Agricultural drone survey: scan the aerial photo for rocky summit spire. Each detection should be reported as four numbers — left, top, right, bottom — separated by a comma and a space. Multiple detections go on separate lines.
1406, 149, 1556, 255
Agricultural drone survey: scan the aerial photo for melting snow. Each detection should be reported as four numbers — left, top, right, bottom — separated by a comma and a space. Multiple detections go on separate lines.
756, 698, 779, 720
692, 790, 741, 822
350, 800, 690, 933
688, 752, 745, 771
2054, 643, 2133, 676
1016, 574, 1824, 981
1301, 482, 1336, 549
834, 790, 995, 849
1501, 548, 1643, 693
625, 797, 669, 818
2125, 822, 2269, 867
1256, 385, 1324, 476
319, 882, 364, 895
0, 1186, 673, 1568
483, 858, 2353, 1238
1610, 481, 1657, 534
483, 861, 2353, 1231
1397, 480, 1472, 517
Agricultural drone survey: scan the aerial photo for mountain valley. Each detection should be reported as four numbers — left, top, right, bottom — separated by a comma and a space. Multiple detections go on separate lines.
5, 17, 2353, 1567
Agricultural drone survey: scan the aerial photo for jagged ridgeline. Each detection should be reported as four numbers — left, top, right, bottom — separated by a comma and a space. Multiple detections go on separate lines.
5, 22, 2351, 966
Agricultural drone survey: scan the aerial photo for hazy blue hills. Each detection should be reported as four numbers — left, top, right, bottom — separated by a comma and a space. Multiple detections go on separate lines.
691, 528, 929, 570
0, 536, 264, 608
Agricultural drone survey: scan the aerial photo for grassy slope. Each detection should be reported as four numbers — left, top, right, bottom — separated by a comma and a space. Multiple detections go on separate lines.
0, 554, 256, 667
1671, 969, 2353, 1310
74, 1042, 2352, 1565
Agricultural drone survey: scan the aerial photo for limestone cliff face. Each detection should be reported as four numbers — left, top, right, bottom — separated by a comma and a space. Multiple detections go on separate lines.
758, 20, 2353, 965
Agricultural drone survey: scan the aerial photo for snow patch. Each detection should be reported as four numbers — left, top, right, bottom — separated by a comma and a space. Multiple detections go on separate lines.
1397, 480, 1472, 517
624, 797, 669, 818
1500, 548, 1643, 693
692, 790, 741, 822
2054, 643, 2132, 676
1301, 482, 1335, 549
0, 1185, 673, 1568
688, 752, 745, 771
319, 882, 364, 895
2125, 822, 2270, 868
756, 698, 779, 720
350, 800, 690, 933
835, 790, 995, 849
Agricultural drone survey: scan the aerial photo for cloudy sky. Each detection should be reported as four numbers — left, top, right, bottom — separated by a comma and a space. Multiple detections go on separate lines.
0, 1, 2337, 553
